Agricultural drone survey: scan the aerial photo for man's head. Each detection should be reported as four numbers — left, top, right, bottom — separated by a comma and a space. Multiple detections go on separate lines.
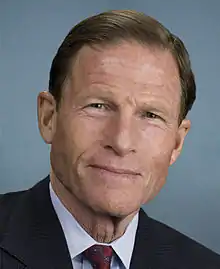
38, 10, 196, 218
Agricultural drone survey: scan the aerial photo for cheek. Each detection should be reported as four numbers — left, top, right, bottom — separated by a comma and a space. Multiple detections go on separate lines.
143, 146, 172, 186
68, 117, 105, 155
51, 111, 108, 173
140, 125, 176, 156
140, 153, 171, 204
54, 115, 108, 175
139, 128, 176, 201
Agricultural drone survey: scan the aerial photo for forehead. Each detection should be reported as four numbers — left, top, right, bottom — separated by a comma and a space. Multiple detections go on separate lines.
68, 42, 181, 110
75, 41, 178, 73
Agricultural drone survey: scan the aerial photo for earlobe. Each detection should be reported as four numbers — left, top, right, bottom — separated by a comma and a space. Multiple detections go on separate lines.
170, 119, 191, 165
37, 91, 57, 144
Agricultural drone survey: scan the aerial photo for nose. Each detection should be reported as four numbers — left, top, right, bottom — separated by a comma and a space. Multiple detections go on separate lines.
103, 112, 137, 156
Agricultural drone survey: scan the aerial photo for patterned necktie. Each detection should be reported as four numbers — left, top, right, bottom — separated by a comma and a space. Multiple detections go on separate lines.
83, 244, 113, 269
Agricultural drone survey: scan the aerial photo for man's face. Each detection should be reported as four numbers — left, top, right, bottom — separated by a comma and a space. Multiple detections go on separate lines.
41, 42, 190, 217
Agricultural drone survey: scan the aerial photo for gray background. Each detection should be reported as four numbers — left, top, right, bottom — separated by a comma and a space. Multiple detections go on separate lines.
1, 0, 220, 253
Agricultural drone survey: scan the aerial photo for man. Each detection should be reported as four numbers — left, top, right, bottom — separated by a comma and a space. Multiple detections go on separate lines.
0, 10, 219, 269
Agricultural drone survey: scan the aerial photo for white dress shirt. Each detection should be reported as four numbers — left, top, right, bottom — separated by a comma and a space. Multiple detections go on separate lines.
50, 183, 139, 269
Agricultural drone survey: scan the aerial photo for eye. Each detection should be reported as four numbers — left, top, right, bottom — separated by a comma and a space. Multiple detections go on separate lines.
88, 103, 107, 109
85, 103, 113, 113
141, 111, 160, 119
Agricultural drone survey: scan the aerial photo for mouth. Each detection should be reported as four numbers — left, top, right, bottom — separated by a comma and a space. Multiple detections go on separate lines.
89, 164, 141, 176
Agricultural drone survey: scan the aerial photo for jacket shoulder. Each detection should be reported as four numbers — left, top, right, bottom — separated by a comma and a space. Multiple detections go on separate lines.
0, 191, 29, 268
0, 190, 27, 231
0, 177, 49, 225
146, 212, 220, 268
0, 190, 26, 205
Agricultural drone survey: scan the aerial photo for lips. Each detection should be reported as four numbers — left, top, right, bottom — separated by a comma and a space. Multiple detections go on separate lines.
90, 164, 140, 176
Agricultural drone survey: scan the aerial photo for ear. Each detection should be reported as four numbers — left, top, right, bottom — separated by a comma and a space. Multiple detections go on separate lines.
170, 119, 191, 165
37, 91, 57, 144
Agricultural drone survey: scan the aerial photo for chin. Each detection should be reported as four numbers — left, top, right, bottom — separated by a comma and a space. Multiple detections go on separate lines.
87, 194, 142, 218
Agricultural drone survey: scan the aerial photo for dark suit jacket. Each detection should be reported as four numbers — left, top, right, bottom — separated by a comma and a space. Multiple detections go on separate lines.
0, 176, 220, 269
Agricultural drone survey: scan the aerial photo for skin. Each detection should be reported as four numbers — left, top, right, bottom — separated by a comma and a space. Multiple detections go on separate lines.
37, 41, 190, 243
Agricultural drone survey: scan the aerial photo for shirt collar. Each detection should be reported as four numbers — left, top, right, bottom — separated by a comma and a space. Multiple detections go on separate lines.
50, 183, 138, 269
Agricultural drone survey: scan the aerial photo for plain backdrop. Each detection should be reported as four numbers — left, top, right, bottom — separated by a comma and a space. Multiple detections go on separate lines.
1, 0, 220, 253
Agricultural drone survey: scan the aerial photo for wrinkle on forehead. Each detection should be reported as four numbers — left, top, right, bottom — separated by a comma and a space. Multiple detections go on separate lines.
68, 42, 181, 119
73, 42, 180, 90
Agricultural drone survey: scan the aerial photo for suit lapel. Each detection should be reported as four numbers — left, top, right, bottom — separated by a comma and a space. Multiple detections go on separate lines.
130, 209, 164, 269
130, 209, 180, 269
0, 176, 73, 269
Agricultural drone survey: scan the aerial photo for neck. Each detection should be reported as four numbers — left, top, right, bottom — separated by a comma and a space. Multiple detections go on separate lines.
50, 171, 138, 243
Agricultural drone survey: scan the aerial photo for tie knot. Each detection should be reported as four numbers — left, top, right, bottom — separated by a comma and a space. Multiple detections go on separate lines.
83, 244, 113, 269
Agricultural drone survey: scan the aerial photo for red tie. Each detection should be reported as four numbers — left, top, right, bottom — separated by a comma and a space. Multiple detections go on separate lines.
83, 244, 113, 269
